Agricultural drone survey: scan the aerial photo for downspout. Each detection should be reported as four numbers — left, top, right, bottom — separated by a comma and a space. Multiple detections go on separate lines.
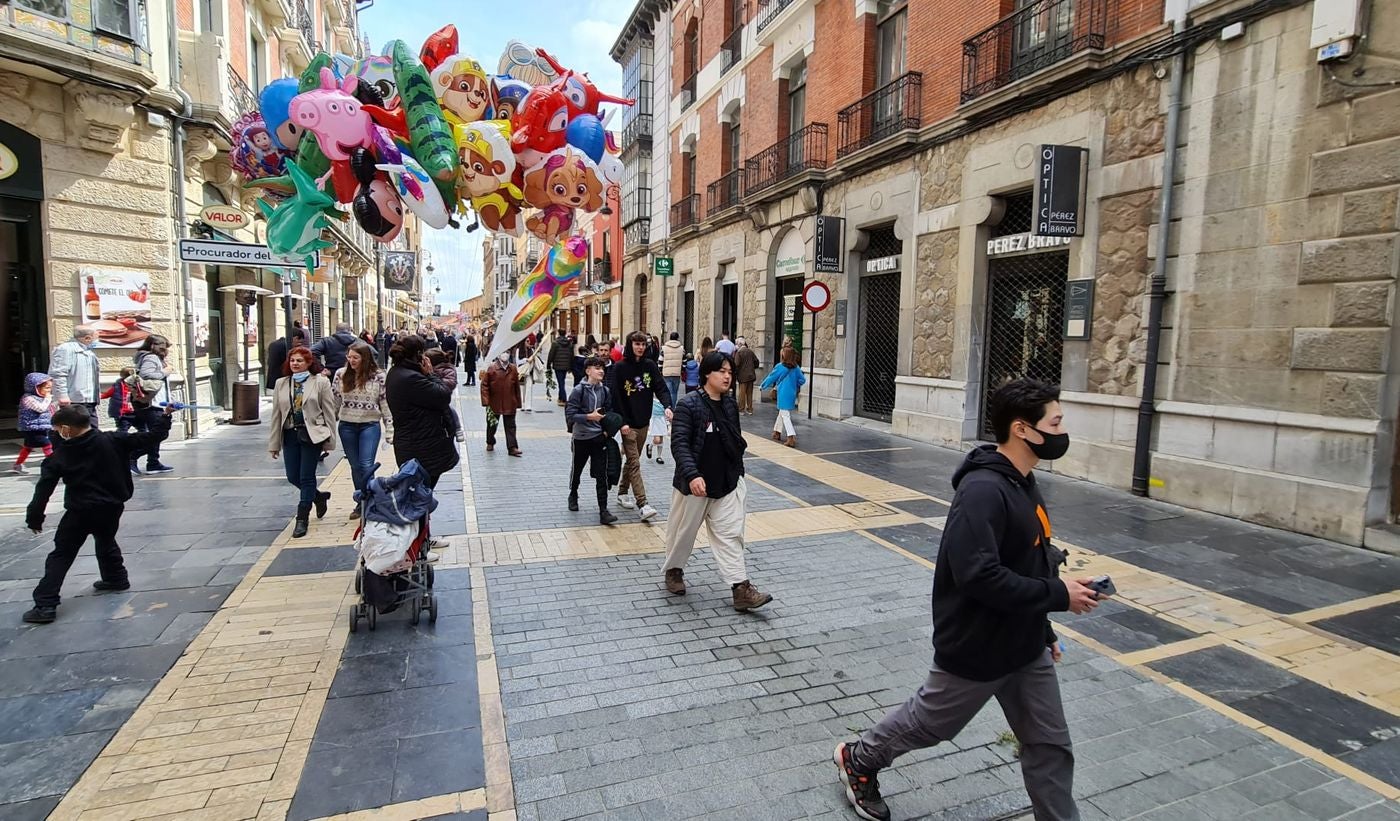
1131, 18, 1187, 496
166, 0, 200, 436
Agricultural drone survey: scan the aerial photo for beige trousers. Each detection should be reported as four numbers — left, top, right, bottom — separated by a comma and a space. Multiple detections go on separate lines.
662, 477, 749, 585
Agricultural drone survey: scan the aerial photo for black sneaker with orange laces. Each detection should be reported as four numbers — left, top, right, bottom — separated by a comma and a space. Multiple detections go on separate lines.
834, 741, 891, 821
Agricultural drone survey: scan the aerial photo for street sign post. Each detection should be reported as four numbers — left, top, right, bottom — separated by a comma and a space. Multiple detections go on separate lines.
179, 238, 316, 269
802, 281, 832, 418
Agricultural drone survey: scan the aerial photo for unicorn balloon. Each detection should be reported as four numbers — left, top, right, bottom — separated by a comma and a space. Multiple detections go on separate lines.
486, 235, 587, 360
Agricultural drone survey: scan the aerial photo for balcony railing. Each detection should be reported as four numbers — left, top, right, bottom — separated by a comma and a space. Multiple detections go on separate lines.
707, 169, 744, 217
671, 193, 701, 231
720, 25, 743, 73
625, 219, 650, 249
756, 0, 796, 32
961, 0, 1107, 103
227, 63, 260, 120
836, 72, 922, 158
680, 73, 697, 111
295, 0, 319, 51
744, 123, 828, 195
622, 114, 652, 149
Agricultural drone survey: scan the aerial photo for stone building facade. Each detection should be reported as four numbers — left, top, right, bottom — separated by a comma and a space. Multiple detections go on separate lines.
1, 0, 375, 437
612, 0, 1400, 547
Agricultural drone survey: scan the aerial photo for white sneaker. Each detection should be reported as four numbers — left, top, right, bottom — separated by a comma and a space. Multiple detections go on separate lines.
639, 504, 658, 522
616, 494, 637, 510
454, 429, 466, 442
426, 551, 441, 563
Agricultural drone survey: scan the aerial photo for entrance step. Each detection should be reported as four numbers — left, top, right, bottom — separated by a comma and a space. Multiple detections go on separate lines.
1363, 523, 1400, 556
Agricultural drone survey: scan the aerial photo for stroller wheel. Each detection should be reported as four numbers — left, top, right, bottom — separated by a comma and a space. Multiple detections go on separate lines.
349, 604, 360, 633
427, 595, 438, 624
366, 605, 377, 631
410, 600, 421, 626
426, 564, 435, 589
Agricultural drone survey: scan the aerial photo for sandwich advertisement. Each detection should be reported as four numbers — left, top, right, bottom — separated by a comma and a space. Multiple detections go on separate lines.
79, 268, 153, 349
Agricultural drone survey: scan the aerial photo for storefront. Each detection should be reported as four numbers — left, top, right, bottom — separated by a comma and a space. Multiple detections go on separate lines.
855, 225, 902, 422
770, 229, 806, 366
0, 121, 47, 435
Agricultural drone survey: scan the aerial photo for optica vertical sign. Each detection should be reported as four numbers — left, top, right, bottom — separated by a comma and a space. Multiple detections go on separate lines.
1033, 145, 1088, 237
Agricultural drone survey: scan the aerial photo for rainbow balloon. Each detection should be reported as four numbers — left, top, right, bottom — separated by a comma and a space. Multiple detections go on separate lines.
486, 235, 587, 360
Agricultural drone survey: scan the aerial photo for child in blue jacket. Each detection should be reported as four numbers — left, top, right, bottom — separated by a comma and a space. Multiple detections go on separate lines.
759, 346, 806, 447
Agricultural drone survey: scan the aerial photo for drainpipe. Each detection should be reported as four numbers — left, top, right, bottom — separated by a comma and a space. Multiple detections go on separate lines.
1131, 19, 1187, 496
166, 0, 200, 436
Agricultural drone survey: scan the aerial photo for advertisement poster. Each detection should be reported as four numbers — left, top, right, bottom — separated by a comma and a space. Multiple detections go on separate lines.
192, 283, 209, 357
79, 268, 153, 349
383, 251, 417, 292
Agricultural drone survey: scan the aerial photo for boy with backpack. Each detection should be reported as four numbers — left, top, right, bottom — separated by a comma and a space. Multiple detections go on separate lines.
565, 356, 629, 525
22, 404, 172, 624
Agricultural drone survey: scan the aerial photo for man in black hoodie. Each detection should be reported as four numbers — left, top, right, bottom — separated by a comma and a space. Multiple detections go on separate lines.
609, 331, 673, 523
23, 405, 172, 624
834, 379, 1104, 821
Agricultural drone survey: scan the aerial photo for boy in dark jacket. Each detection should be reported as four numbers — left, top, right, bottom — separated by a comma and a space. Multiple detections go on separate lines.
609, 331, 673, 522
833, 378, 1105, 821
23, 404, 172, 624
660, 352, 771, 612
566, 356, 628, 525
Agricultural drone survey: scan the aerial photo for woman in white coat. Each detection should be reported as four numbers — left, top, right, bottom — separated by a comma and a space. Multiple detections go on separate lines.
268, 345, 337, 538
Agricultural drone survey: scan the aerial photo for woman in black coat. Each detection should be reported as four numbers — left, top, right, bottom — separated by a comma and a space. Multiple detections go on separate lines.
462, 335, 480, 386
384, 334, 459, 488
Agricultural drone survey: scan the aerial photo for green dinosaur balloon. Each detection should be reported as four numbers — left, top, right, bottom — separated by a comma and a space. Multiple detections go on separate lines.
258, 160, 338, 274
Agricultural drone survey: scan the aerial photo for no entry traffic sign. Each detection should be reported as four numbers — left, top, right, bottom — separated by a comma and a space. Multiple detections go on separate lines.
803, 280, 831, 312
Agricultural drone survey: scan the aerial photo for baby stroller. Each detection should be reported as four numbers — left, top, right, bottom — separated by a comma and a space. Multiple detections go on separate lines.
349, 459, 439, 632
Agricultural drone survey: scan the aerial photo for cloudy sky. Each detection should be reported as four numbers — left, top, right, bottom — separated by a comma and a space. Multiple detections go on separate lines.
358, 0, 632, 310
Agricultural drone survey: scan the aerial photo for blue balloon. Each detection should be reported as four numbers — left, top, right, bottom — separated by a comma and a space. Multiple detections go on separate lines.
259, 78, 301, 151
565, 115, 606, 164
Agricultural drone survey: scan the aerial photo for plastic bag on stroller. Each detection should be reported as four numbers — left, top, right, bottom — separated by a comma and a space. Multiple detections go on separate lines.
358, 519, 417, 575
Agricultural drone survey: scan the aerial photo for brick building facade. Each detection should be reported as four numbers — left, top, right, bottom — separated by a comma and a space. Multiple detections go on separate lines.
612, 0, 1400, 548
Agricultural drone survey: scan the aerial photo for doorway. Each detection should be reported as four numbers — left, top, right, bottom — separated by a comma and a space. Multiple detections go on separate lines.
772, 275, 804, 366
1, 198, 48, 436
979, 251, 1069, 439
207, 278, 227, 407
681, 288, 695, 353
856, 272, 901, 421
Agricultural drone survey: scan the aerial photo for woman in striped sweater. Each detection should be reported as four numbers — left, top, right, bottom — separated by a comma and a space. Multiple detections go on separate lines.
332, 341, 394, 518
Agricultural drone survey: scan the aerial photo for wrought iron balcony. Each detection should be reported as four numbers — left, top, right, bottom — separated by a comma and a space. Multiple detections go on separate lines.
680, 73, 697, 111
837, 72, 922, 159
227, 63, 260, 120
756, 0, 796, 32
707, 169, 744, 217
622, 114, 652, 150
671, 193, 701, 231
720, 25, 743, 73
625, 219, 651, 249
961, 0, 1107, 103
744, 123, 828, 196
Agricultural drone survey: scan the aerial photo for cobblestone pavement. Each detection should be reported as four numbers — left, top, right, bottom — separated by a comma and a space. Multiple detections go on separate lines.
3, 379, 1399, 820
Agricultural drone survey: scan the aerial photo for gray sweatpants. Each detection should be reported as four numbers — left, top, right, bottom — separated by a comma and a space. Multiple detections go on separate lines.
850, 648, 1078, 821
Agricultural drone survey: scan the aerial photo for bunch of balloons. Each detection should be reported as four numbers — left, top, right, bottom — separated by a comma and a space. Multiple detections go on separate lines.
231, 25, 633, 273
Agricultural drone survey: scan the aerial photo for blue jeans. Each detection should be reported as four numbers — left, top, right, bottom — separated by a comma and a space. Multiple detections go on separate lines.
338, 421, 381, 494
280, 428, 321, 506
664, 376, 681, 408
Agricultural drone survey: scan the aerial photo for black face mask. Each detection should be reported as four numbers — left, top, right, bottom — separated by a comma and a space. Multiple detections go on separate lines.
1025, 426, 1070, 461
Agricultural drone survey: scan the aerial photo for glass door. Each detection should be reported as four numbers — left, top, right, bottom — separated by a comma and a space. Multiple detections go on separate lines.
1, 198, 48, 436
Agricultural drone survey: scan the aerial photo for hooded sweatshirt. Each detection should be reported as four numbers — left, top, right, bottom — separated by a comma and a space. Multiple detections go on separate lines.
609, 352, 672, 428
18, 373, 54, 432
26, 424, 167, 529
931, 445, 1070, 682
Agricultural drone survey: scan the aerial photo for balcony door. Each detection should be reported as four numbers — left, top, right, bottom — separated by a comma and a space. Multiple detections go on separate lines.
875, 3, 908, 129
786, 62, 807, 169
1012, 0, 1075, 81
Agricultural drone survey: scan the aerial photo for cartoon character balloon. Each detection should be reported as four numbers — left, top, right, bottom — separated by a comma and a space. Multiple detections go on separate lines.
487, 235, 587, 361
490, 76, 532, 123
456, 121, 522, 234
230, 112, 288, 183
259, 161, 343, 272
433, 55, 492, 126
389, 39, 460, 207
522, 146, 609, 244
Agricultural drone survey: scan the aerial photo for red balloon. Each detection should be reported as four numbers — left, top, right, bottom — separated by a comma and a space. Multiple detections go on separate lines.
421, 25, 458, 72
536, 49, 635, 120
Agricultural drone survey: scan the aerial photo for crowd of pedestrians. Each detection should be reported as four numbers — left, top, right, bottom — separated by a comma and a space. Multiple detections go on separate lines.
12, 313, 1103, 821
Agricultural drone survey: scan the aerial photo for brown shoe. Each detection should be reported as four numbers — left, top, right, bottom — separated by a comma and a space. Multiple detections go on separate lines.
665, 568, 686, 595
785, 436, 797, 448
508, 449, 523, 457
772, 430, 782, 441
732, 580, 773, 611
486, 443, 494, 452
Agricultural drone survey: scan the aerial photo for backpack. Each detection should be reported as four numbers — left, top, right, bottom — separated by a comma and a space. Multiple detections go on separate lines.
566, 383, 608, 434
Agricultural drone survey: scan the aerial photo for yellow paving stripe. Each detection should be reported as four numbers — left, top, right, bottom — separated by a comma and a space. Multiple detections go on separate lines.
51, 461, 357, 821
472, 566, 515, 817
307, 788, 486, 821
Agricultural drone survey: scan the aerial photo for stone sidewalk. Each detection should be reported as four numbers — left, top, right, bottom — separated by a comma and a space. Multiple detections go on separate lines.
4, 378, 1399, 820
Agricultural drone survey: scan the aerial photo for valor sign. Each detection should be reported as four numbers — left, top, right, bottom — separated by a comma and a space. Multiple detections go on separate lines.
1033, 145, 1089, 237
